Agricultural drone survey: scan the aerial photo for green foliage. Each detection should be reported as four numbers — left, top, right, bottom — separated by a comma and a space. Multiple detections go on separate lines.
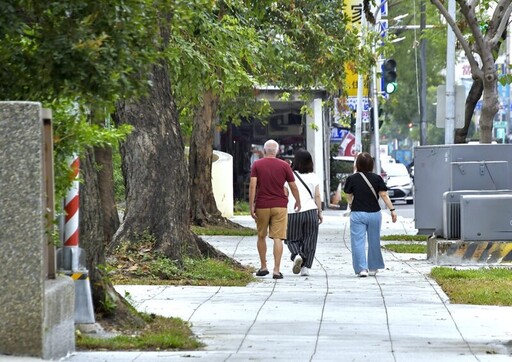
0, 1, 158, 203
330, 161, 354, 193
146, 256, 181, 280
99, 293, 118, 314
498, 68, 512, 86
167, 0, 366, 136
430, 267, 512, 306
52, 106, 132, 203
0, 1, 157, 104
234, 199, 251, 215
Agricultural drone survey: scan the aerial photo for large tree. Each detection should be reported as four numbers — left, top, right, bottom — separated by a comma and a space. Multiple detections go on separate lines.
167, 1, 267, 227
171, 0, 364, 226
111, 6, 233, 260
430, 0, 512, 143
0, 0, 157, 321
112, 55, 203, 260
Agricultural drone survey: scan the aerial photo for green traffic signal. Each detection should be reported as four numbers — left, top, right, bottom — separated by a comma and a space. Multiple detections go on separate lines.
383, 59, 397, 94
385, 81, 397, 94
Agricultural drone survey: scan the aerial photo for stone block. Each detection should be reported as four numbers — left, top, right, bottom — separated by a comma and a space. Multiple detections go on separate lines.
43, 276, 75, 359
0, 102, 75, 359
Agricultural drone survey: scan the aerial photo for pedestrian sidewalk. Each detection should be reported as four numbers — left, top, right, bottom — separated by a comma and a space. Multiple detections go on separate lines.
3, 210, 511, 361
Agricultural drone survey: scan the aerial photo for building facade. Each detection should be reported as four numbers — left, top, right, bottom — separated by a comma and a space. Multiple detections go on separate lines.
215, 88, 331, 206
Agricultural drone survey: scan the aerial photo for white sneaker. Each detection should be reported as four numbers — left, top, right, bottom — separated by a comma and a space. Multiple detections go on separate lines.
292, 255, 303, 274
300, 267, 309, 276
369, 270, 378, 276
358, 270, 368, 277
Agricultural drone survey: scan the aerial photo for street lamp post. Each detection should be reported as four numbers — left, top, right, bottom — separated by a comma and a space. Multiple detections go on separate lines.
444, 0, 456, 144
419, 0, 427, 145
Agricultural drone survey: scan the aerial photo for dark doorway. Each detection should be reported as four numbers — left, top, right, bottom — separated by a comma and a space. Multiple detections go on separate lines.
220, 110, 306, 201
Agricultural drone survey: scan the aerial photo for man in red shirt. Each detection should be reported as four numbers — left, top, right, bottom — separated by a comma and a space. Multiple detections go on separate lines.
249, 139, 301, 279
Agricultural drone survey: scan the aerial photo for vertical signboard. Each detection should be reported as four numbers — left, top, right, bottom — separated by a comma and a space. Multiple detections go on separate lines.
343, 0, 367, 97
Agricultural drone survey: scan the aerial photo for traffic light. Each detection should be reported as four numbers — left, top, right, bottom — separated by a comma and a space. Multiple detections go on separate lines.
349, 110, 356, 132
383, 59, 397, 94
369, 107, 384, 131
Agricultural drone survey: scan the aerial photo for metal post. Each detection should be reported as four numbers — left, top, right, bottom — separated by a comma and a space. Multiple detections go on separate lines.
372, 62, 381, 176
444, 0, 456, 144
42, 109, 56, 279
506, 24, 511, 140
419, 0, 427, 145
355, 13, 367, 154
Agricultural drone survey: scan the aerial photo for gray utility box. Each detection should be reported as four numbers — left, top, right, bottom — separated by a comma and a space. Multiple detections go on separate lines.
414, 144, 512, 235
443, 190, 512, 240
460, 194, 512, 241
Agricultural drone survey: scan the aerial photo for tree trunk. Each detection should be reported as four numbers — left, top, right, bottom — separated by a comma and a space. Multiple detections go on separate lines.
79, 149, 145, 328
189, 90, 222, 225
94, 146, 120, 245
479, 62, 500, 143
112, 58, 202, 260
455, 77, 483, 143
189, 90, 250, 231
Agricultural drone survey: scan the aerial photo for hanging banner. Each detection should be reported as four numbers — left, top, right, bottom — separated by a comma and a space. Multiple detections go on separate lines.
343, 0, 368, 97
343, 0, 364, 29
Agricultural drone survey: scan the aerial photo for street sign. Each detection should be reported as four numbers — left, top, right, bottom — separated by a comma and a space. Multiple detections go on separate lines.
343, 0, 368, 97
345, 63, 368, 97
330, 128, 350, 141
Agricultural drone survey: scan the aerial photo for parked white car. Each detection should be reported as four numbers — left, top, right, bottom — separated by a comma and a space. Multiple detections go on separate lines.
382, 163, 414, 204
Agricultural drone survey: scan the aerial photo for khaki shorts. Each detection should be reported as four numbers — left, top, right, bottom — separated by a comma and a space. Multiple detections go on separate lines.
255, 207, 288, 240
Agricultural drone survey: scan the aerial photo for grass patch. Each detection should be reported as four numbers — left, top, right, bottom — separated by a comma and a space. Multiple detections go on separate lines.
430, 267, 512, 306
383, 243, 426, 253
234, 199, 250, 215
109, 242, 254, 286
381, 234, 428, 241
77, 315, 203, 351
191, 224, 256, 236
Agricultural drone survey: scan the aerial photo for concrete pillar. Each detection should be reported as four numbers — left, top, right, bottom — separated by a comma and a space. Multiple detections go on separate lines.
306, 98, 325, 206
0, 102, 75, 359
212, 150, 234, 217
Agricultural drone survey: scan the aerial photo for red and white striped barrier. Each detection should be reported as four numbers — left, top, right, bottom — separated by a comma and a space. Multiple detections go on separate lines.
59, 154, 95, 323
64, 155, 79, 248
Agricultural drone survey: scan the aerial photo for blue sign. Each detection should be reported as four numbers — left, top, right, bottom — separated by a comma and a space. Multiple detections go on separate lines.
330, 128, 349, 141
380, 0, 388, 17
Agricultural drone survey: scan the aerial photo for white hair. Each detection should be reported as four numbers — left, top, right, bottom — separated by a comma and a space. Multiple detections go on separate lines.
263, 139, 279, 155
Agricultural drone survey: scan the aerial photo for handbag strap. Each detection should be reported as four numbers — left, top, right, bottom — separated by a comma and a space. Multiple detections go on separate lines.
358, 172, 379, 201
293, 171, 313, 199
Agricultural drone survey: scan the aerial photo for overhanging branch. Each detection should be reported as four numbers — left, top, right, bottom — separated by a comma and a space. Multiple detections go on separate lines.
490, 0, 512, 46
430, 0, 482, 78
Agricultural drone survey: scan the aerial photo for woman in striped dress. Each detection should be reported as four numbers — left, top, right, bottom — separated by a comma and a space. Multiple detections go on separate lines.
284, 149, 323, 276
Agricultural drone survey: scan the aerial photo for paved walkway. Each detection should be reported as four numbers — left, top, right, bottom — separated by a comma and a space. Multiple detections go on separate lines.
3, 210, 512, 361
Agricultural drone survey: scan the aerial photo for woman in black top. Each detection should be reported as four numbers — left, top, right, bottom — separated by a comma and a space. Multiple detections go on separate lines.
343, 152, 397, 277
